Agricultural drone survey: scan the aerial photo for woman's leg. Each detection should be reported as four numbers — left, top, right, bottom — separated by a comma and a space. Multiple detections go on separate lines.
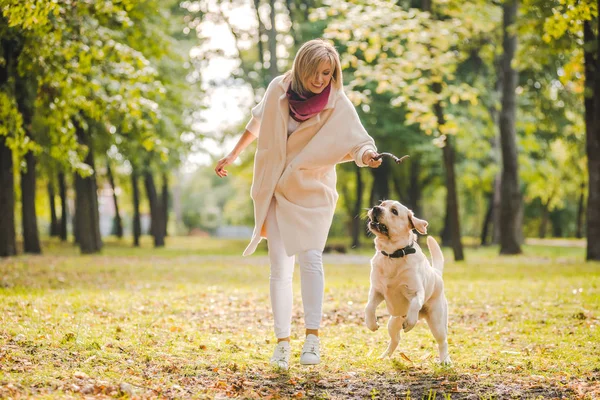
266, 199, 295, 342
297, 249, 324, 337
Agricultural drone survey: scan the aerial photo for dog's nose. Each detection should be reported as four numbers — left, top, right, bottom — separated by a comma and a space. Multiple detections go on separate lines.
373, 206, 383, 216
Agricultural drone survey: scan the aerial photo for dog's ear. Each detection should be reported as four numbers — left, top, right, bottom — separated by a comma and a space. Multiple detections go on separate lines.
409, 212, 428, 234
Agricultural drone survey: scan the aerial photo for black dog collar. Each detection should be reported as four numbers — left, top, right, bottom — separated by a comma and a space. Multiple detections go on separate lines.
381, 245, 416, 258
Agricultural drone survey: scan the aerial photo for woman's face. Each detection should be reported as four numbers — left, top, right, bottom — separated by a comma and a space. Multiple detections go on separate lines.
305, 60, 332, 95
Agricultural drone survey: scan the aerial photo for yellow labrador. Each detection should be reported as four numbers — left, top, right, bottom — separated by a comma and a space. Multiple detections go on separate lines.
365, 200, 451, 364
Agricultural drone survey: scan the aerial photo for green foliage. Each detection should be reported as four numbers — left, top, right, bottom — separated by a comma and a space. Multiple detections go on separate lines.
541, 0, 597, 41
1, 0, 195, 176
319, 0, 496, 138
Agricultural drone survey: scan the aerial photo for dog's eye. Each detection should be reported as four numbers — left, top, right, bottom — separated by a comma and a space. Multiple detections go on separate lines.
392, 209, 398, 215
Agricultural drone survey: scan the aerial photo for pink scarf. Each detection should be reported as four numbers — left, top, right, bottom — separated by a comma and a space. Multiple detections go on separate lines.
286, 83, 331, 122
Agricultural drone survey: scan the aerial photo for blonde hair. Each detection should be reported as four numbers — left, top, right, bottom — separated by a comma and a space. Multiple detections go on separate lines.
285, 39, 343, 97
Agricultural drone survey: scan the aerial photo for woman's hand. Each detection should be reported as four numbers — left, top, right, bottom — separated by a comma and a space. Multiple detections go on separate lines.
363, 150, 382, 168
215, 153, 237, 177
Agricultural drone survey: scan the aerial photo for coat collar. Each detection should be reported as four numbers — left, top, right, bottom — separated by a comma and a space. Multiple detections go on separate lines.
275, 75, 339, 158
277, 76, 339, 110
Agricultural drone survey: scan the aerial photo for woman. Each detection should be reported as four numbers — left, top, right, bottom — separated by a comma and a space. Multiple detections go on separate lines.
215, 39, 381, 370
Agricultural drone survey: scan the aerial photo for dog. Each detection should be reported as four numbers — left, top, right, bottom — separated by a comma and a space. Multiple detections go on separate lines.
365, 200, 451, 364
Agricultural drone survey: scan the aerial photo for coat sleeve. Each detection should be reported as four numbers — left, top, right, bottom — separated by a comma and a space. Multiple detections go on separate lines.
245, 76, 282, 137
337, 93, 378, 167
245, 94, 266, 137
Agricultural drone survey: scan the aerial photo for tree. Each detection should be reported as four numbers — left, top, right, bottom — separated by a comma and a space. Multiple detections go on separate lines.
162, 172, 169, 237
58, 171, 68, 241
588, 2, 600, 260
131, 165, 142, 247
0, 134, 16, 257
73, 123, 102, 254
520, 0, 598, 259
499, 0, 523, 254
16, 70, 41, 253
106, 160, 124, 238
0, 19, 27, 257
144, 168, 166, 248
1, 0, 194, 255
47, 179, 59, 237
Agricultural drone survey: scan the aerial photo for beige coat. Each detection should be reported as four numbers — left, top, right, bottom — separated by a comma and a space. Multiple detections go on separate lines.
243, 75, 377, 256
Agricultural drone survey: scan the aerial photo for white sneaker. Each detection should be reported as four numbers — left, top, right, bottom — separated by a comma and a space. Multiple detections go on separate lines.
270, 341, 291, 370
300, 334, 320, 365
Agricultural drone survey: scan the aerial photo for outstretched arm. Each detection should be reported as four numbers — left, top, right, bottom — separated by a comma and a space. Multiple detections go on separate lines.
214, 130, 257, 178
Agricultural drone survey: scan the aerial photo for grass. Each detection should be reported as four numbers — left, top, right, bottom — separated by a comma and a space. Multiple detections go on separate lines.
0, 236, 599, 399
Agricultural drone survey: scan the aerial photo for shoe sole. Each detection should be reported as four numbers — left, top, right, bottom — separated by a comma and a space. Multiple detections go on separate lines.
299, 359, 320, 365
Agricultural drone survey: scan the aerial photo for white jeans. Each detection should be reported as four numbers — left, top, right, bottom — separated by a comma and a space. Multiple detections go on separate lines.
266, 199, 324, 339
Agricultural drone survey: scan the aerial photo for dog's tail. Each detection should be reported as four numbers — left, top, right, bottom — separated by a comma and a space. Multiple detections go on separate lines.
427, 236, 444, 276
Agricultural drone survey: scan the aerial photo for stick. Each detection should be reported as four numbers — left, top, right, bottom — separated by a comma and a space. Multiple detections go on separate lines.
373, 153, 410, 164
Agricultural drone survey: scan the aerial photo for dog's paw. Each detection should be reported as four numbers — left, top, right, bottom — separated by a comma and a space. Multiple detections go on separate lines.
378, 350, 390, 359
365, 318, 379, 332
439, 356, 452, 366
402, 317, 417, 333
367, 322, 379, 332
365, 311, 379, 332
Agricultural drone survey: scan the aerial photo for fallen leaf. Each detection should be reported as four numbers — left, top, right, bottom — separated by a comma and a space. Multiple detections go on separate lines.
74, 371, 89, 380
400, 352, 413, 363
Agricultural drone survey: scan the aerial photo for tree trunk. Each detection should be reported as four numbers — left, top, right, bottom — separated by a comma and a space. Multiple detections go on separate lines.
440, 195, 452, 247
131, 167, 142, 247
73, 203, 78, 244
48, 180, 59, 237
351, 165, 364, 249
0, 136, 16, 257
144, 171, 165, 247
584, 17, 600, 260
499, 0, 522, 255
408, 157, 422, 217
539, 202, 549, 239
161, 173, 169, 237
0, 37, 18, 257
267, 0, 279, 80
20, 151, 41, 253
15, 70, 41, 254
550, 209, 564, 238
390, 166, 406, 204
441, 133, 465, 261
488, 63, 503, 246
369, 159, 390, 207
491, 172, 502, 244
421, 0, 463, 260
576, 182, 585, 239
106, 160, 123, 238
480, 189, 494, 246
74, 124, 102, 254
58, 171, 68, 241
